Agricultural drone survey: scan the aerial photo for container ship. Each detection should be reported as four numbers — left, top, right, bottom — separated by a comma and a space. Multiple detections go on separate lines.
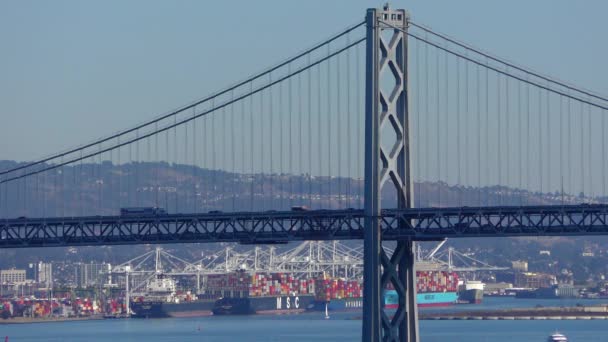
306, 276, 364, 312
209, 272, 316, 315
307, 271, 459, 312
384, 271, 459, 308
457, 280, 485, 304
129, 274, 217, 318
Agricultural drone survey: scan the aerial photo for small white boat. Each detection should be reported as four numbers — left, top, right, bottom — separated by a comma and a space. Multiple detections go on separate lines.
547, 332, 568, 342
324, 302, 330, 319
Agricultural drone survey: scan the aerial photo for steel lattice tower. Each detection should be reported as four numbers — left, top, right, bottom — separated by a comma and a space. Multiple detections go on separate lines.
363, 6, 418, 342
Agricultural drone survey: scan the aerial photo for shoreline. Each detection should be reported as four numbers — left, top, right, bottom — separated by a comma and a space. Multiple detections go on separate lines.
420, 305, 608, 320
0, 316, 104, 325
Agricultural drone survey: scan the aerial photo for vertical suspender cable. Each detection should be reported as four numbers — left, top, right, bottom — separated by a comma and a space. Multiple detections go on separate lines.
327, 44, 332, 209
318, 62, 323, 208
117, 137, 121, 210
464, 54, 469, 202
223, 104, 228, 211
356, 43, 362, 208
38, 170, 41, 217
436, 46, 441, 206
279, 80, 284, 209
184, 117, 189, 211
259, 89, 264, 210
497, 72, 502, 205
587, 104, 592, 198
80, 151, 83, 216
546, 88, 551, 199
231, 90, 236, 211
193, 106, 198, 212
603, 107, 606, 199
1, 174, 3, 218
289, 63, 294, 208
518, 81, 522, 204
156, 121, 160, 209
250, 83, 254, 211
506, 71, 510, 201
559, 96, 564, 203
336, 51, 341, 208
241, 92, 246, 210
239, 92, 245, 210
308, 53, 313, 208
444, 49, 449, 207
416, 39, 421, 207
129, 136, 132, 208
456, 57, 461, 205
61, 156, 65, 217
580, 101, 584, 198
567, 97, 572, 198
476, 63, 481, 205
174, 114, 178, 211
539, 87, 543, 195
345, 39, 351, 209
485, 58, 490, 206
424, 39, 430, 206
299, 71, 304, 207
269, 74, 274, 210
98, 144, 102, 213
55, 162, 58, 216
165, 129, 169, 211
109, 137, 112, 213
23, 167, 27, 216
526, 82, 531, 204
212, 99, 216, 210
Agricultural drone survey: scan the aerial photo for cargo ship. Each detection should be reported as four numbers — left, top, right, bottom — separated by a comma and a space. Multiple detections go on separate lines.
515, 284, 579, 299
212, 294, 316, 315
458, 280, 485, 304
307, 271, 459, 311
387, 271, 459, 308
129, 274, 217, 318
307, 277, 363, 311
209, 271, 317, 315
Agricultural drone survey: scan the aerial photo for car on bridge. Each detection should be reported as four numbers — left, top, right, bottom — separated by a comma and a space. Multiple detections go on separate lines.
120, 207, 167, 217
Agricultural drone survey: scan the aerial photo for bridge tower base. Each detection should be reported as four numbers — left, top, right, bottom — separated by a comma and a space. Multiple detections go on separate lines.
363, 6, 418, 342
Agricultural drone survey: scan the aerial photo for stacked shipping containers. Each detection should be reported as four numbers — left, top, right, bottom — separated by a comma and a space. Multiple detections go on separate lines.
385, 271, 459, 293
204, 270, 458, 301
315, 277, 363, 301
205, 271, 316, 298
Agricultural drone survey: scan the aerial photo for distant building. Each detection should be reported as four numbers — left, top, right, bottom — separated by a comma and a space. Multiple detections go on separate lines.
511, 260, 528, 272
38, 262, 53, 287
0, 269, 26, 284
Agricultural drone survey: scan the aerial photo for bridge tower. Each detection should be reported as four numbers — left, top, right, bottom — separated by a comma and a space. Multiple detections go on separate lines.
363, 5, 418, 342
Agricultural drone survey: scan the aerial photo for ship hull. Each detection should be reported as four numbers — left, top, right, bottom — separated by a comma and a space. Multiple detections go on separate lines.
212, 295, 316, 315
130, 300, 215, 318
307, 291, 457, 312
458, 289, 483, 304
385, 290, 458, 308
307, 298, 364, 312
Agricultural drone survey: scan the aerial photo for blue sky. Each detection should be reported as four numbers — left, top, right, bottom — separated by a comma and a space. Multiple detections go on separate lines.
0, 0, 606, 161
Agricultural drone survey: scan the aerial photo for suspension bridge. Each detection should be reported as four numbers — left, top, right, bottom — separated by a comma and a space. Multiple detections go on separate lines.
1, 5, 607, 341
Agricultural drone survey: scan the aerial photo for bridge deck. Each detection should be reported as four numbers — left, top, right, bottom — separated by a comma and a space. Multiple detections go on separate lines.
1, 204, 608, 248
